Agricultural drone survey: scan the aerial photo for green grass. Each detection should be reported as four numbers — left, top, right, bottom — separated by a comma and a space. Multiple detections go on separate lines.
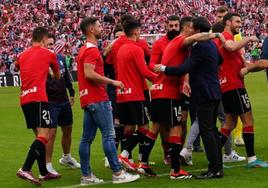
0, 72, 268, 188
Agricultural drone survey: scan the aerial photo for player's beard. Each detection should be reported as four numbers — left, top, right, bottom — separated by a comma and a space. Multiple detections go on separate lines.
167, 30, 180, 40
231, 26, 239, 35
96, 33, 102, 39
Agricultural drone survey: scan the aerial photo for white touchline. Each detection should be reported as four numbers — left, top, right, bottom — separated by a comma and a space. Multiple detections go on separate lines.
53, 164, 245, 188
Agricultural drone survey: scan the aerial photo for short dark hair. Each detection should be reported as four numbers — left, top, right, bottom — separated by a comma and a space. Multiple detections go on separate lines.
167, 15, 180, 22
80, 17, 99, 35
32, 27, 49, 42
212, 22, 224, 32
120, 14, 135, 25
113, 24, 123, 36
192, 17, 211, 32
48, 33, 56, 41
180, 16, 193, 32
223, 12, 241, 26
216, 6, 228, 14
122, 19, 141, 37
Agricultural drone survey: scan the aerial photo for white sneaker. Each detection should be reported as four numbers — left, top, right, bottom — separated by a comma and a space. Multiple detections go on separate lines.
180, 148, 193, 166
223, 150, 246, 163
59, 155, 81, 169
104, 157, 110, 168
80, 174, 104, 185
112, 170, 140, 184
46, 163, 60, 176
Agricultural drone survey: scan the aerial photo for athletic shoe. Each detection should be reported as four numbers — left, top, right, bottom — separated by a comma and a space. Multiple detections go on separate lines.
46, 163, 61, 176
112, 170, 140, 184
118, 155, 136, 171
234, 138, 245, 147
80, 174, 104, 185
223, 150, 246, 163
39, 172, 61, 181
170, 169, 193, 180
136, 164, 157, 177
148, 161, 156, 166
180, 148, 193, 166
16, 168, 41, 186
247, 159, 268, 168
104, 157, 110, 168
59, 155, 81, 169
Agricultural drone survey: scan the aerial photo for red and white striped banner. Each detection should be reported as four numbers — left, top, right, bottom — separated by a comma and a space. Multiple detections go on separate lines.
193, 0, 205, 9
177, 0, 191, 13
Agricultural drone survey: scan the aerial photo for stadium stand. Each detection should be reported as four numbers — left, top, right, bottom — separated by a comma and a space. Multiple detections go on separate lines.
0, 0, 268, 73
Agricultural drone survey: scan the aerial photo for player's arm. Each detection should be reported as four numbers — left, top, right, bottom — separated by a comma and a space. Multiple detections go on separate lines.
50, 54, 61, 79
154, 43, 203, 76
223, 36, 259, 52
63, 62, 75, 106
148, 42, 162, 70
133, 48, 157, 82
183, 32, 223, 47
241, 37, 268, 76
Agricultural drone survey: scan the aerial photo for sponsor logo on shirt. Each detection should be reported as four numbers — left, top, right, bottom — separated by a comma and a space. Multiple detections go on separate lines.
79, 89, 88, 97
21, 86, 37, 97
150, 84, 163, 91
117, 88, 132, 95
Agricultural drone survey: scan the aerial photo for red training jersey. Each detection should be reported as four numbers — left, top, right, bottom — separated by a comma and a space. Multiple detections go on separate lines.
116, 39, 157, 103
151, 35, 189, 100
77, 41, 109, 108
214, 31, 245, 93
17, 46, 59, 105
149, 35, 169, 70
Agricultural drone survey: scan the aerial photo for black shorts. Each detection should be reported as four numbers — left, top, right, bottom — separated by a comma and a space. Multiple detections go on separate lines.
22, 102, 52, 129
117, 101, 149, 125
49, 101, 73, 128
222, 88, 251, 115
151, 98, 182, 127
179, 93, 190, 111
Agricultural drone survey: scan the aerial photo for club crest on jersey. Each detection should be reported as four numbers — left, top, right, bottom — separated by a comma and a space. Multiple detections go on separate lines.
79, 89, 88, 97
117, 88, 132, 95
150, 84, 163, 91
21, 86, 37, 97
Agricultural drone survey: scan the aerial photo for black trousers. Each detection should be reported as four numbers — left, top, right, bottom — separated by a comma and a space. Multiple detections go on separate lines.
196, 100, 222, 172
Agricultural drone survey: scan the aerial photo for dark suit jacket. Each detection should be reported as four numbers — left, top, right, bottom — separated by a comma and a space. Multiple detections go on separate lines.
165, 40, 222, 106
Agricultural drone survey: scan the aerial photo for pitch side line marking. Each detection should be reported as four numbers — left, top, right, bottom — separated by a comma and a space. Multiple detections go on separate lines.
54, 164, 244, 188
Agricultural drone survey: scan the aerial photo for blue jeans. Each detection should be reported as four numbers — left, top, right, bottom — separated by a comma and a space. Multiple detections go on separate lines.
79, 101, 122, 176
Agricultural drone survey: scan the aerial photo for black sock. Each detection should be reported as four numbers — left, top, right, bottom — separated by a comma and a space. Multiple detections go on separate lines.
137, 129, 148, 161
219, 132, 228, 148
243, 133, 255, 157
35, 140, 49, 176
123, 131, 139, 154
22, 140, 38, 171
115, 126, 124, 150
169, 143, 182, 173
141, 135, 156, 165
22, 139, 48, 176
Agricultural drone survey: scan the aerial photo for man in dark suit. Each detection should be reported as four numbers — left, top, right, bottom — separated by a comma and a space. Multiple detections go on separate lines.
155, 17, 225, 179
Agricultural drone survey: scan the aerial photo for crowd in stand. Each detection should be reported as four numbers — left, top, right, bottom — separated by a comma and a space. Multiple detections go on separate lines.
1, 0, 268, 73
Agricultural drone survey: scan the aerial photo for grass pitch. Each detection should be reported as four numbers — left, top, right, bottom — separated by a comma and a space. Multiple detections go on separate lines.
0, 72, 268, 188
